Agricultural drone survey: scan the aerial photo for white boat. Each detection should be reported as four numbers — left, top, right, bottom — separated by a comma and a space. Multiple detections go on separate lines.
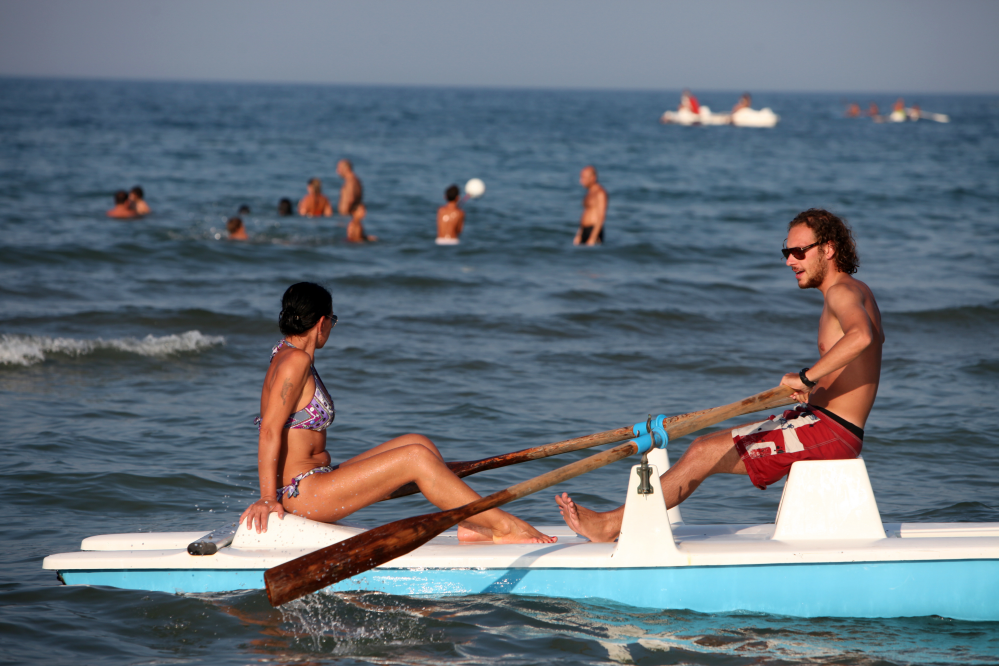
44, 447, 999, 620
660, 106, 779, 128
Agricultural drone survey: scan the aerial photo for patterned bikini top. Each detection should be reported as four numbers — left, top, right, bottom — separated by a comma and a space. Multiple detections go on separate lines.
255, 340, 335, 431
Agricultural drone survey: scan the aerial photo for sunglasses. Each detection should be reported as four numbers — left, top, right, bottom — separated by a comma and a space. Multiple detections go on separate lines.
782, 240, 823, 260
326, 313, 338, 327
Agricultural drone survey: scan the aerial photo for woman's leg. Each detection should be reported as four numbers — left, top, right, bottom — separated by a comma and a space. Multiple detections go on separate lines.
284, 442, 555, 543
339, 433, 444, 467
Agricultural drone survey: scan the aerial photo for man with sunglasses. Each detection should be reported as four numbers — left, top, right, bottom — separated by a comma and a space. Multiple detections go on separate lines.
556, 208, 884, 543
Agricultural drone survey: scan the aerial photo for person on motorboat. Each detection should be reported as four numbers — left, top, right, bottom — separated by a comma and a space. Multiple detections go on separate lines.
679, 89, 700, 114
240, 282, 555, 544
557, 209, 884, 542
845, 103, 861, 117
732, 93, 752, 114
890, 98, 907, 122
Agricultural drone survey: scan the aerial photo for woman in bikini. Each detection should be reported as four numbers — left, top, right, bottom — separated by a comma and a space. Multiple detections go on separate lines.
239, 282, 555, 544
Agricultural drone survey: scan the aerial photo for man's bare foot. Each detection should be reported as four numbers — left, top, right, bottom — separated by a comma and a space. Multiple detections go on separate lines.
555, 492, 622, 542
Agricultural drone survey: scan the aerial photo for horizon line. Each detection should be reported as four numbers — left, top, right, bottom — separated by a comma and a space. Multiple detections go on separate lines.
1, 73, 996, 98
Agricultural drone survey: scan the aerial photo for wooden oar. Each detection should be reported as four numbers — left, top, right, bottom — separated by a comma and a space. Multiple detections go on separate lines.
387, 384, 796, 499
265, 385, 794, 606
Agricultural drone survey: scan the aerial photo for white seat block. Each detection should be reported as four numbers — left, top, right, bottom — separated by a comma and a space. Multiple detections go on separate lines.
773, 459, 886, 541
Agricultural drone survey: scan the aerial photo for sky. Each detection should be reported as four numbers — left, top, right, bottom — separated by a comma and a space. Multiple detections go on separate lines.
0, 0, 997, 93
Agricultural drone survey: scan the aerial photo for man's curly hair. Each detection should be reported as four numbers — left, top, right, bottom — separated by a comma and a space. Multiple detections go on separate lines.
788, 209, 859, 274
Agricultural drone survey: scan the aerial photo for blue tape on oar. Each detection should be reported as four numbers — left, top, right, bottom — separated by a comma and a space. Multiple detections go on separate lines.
634, 415, 668, 447
629, 433, 654, 454
651, 414, 669, 449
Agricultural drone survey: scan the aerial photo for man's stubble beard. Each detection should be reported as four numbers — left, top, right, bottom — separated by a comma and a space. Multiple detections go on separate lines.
799, 259, 827, 289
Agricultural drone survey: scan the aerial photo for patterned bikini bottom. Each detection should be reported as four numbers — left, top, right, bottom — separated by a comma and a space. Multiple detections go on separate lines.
278, 465, 336, 500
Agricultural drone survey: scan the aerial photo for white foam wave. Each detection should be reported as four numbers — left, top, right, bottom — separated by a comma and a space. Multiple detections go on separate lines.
0, 331, 226, 366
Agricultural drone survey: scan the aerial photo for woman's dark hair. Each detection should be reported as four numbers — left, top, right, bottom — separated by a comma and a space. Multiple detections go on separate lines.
445, 184, 460, 201
279, 282, 332, 336
788, 208, 859, 274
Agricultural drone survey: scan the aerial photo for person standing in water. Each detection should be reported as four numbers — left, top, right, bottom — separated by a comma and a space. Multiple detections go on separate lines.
298, 178, 333, 218
240, 282, 554, 544
573, 166, 607, 246
556, 209, 883, 542
337, 160, 377, 242
436, 184, 465, 245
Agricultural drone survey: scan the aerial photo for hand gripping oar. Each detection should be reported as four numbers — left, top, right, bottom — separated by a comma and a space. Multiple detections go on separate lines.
388, 386, 793, 499
264, 385, 794, 606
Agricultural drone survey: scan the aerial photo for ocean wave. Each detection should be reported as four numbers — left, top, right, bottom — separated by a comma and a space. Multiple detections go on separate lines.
0, 331, 225, 366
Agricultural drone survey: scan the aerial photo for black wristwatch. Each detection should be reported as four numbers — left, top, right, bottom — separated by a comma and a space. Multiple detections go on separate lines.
799, 368, 818, 389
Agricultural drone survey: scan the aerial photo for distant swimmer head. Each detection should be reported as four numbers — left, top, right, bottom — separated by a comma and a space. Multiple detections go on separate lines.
307, 178, 322, 194
237, 204, 251, 215
464, 178, 485, 199
446, 184, 460, 201
226, 217, 244, 234
278, 198, 293, 216
279, 282, 333, 336
114, 190, 129, 204
130, 186, 144, 199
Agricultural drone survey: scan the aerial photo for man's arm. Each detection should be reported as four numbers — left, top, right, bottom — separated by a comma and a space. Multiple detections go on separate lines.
585, 188, 608, 246
781, 283, 876, 402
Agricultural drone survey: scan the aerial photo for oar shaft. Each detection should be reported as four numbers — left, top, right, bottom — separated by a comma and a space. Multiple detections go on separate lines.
387, 385, 793, 501
386, 425, 635, 499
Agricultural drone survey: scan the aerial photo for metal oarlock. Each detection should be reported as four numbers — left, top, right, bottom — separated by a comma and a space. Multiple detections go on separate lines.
631, 414, 669, 450
636, 452, 655, 495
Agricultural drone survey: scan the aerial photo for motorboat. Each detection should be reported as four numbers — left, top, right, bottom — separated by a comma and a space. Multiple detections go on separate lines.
660, 106, 779, 128
44, 448, 999, 620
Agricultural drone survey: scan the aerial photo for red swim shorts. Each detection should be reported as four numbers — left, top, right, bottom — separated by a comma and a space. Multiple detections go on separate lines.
732, 405, 863, 490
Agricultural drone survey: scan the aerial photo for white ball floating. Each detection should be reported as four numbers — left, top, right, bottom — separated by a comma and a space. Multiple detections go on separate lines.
464, 178, 486, 199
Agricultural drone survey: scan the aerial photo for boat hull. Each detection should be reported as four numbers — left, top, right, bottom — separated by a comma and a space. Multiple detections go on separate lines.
61, 558, 999, 621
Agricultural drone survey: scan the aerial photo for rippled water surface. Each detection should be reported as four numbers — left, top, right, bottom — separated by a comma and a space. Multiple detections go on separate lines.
1, 79, 998, 665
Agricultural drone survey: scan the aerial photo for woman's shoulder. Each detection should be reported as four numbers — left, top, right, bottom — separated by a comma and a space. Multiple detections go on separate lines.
270, 342, 313, 375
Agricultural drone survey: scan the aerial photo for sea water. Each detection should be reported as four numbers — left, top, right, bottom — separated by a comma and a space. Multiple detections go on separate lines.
1, 78, 997, 665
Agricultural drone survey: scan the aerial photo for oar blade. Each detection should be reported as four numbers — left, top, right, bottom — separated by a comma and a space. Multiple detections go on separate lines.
265, 509, 459, 606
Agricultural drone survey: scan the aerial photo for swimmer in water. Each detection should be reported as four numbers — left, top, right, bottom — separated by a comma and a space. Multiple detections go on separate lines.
337, 160, 377, 242
436, 184, 465, 245
129, 186, 151, 216
227, 217, 248, 241
298, 178, 333, 218
107, 190, 138, 219
573, 166, 607, 246
278, 198, 293, 216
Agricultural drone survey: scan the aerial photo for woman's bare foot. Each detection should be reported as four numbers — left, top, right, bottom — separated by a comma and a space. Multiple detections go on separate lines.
493, 516, 557, 544
555, 492, 622, 542
457, 522, 493, 543
458, 516, 556, 544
